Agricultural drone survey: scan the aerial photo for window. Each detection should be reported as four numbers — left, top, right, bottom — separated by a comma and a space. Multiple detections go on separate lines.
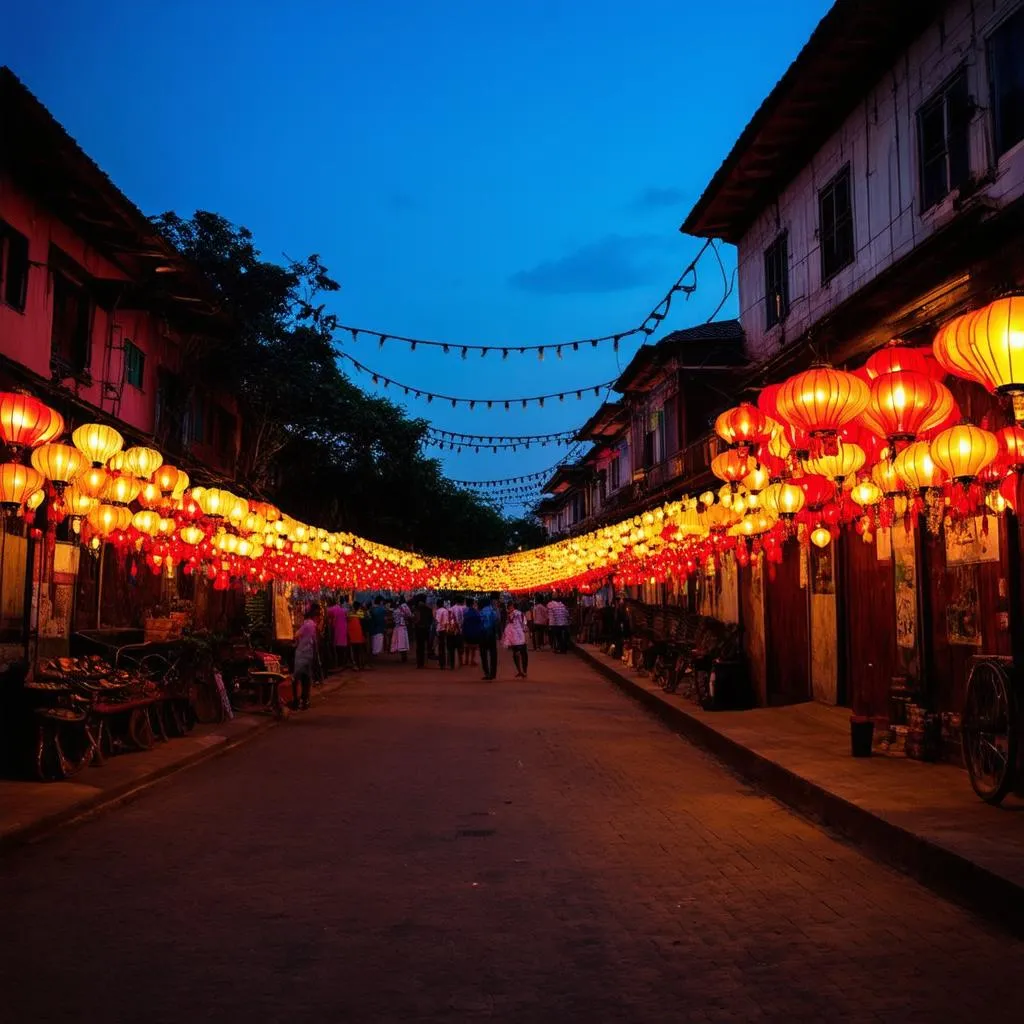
990, 6, 1024, 158
0, 223, 29, 313
764, 232, 789, 327
50, 261, 93, 375
643, 409, 665, 468
610, 454, 622, 491
123, 340, 145, 389
918, 69, 971, 211
818, 164, 854, 282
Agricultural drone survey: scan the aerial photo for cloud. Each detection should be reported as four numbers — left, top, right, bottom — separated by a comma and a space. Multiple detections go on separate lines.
632, 186, 688, 211
509, 234, 672, 295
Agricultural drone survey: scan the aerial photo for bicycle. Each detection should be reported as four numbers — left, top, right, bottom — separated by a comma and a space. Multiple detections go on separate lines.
962, 656, 1019, 805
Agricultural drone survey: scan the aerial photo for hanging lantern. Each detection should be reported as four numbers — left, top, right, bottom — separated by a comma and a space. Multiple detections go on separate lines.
103, 471, 143, 506
865, 342, 931, 379
775, 365, 869, 456
850, 477, 882, 508
122, 446, 163, 479
806, 440, 865, 485
865, 371, 954, 450
25, 489, 46, 514
810, 526, 832, 548
179, 524, 206, 546
131, 509, 160, 536
795, 474, 835, 509
761, 481, 806, 518
997, 425, 1024, 468
0, 393, 61, 456
86, 503, 132, 538
36, 405, 66, 446
153, 464, 187, 497
197, 487, 232, 518
227, 494, 250, 529
871, 458, 908, 497
892, 440, 948, 491
968, 295, 1024, 420
30, 442, 86, 495
731, 511, 777, 537
0, 463, 44, 515
714, 403, 768, 453
72, 423, 124, 466
933, 312, 988, 387
63, 481, 96, 522
929, 423, 998, 483
77, 465, 109, 500
136, 481, 163, 509
711, 449, 751, 488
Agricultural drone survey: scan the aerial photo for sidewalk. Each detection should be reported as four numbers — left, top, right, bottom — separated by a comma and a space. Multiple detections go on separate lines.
0, 672, 350, 851
575, 642, 1024, 936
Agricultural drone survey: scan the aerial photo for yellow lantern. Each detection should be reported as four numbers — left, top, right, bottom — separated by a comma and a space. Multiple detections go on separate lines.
87, 503, 132, 537
0, 463, 43, 513
806, 440, 865, 484
967, 296, 1024, 420
933, 312, 987, 387
850, 477, 882, 508
30, 443, 85, 494
198, 487, 232, 518
227, 495, 249, 528
25, 489, 46, 513
810, 527, 832, 548
132, 509, 160, 536
871, 459, 906, 497
63, 482, 96, 520
742, 463, 770, 494
103, 472, 143, 506
72, 423, 124, 466
892, 441, 948, 491
762, 481, 806, 518
929, 424, 998, 482
122, 446, 163, 479
179, 524, 205, 546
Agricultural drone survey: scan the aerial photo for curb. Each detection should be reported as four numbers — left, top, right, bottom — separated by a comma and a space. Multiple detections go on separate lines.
0, 675, 349, 853
573, 643, 1024, 938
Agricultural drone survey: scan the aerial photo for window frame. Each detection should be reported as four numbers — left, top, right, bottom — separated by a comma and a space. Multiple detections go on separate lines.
763, 231, 790, 329
123, 339, 146, 390
49, 257, 94, 377
916, 66, 971, 212
818, 163, 855, 284
0, 222, 30, 313
988, 4, 1024, 160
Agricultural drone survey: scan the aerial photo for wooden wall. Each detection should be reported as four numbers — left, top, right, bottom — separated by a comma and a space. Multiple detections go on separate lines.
764, 539, 810, 704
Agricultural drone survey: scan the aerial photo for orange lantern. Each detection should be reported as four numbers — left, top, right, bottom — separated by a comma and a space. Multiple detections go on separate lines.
103, 471, 143, 506
153, 464, 186, 497
77, 465, 109, 500
87, 503, 132, 538
871, 459, 907, 498
775, 366, 869, 455
711, 450, 751, 488
968, 295, 1024, 420
179, 524, 206, 546
36, 405, 66, 446
892, 441, 948, 491
810, 526, 832, 548
30, 443, 86, 494
933, 313, 988, 387
131, 509, 160, 536
122, 446, 163, 479
929, 423, 998, 483
0, 393, 59, 455
850, 477, 882, 508
0, 463, 44, 514
714, 403, 768, 452
137, 481, 163, 509
865, 342, 931, 378
63, 481, 96, 521
72, 423, 124, 466
865, 370, 954, 449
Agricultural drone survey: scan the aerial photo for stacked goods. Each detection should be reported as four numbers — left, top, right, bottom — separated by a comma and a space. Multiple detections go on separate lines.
905, 703, 941, 761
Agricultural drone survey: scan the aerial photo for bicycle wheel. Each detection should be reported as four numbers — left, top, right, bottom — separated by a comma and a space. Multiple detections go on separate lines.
136, 654, 170, 683
962, 659, 1018, 805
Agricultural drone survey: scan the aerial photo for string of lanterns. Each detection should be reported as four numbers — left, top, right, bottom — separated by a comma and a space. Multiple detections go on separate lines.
335, 239, 711, 360
424, 427, 578, 453
1, 293, 1020, 594
453, 466, 561, 488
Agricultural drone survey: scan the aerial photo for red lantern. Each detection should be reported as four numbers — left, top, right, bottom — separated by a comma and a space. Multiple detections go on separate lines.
776, 366, 869, 456
795, 474, 835, 510
714, 403, 768, 453
865, 370, 955, 450
865, 342, 931, 379
0, 393, 60, 456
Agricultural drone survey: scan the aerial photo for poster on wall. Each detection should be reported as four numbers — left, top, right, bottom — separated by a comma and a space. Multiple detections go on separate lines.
876, 527, 892, 561
892, 523, 917, 652
945, 516, 1000, 565
946, 564, 983, 646
811, 545, 835, 595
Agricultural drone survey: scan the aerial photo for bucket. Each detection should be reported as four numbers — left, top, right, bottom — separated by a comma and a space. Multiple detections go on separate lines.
850, 716, 874, 758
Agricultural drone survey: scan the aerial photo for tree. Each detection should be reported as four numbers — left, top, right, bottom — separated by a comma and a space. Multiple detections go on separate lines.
153, 210, 542, 558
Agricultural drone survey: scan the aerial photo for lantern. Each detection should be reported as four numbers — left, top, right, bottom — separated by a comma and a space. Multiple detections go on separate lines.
810, 526, 832, 548
933, 313, 987, 387
865, 371, 954, 449
153, 464, 186, 497
968, 295, 1024, 420
77, 465, 109, 500
36, 405, 66, 446
179, 524, 206, 546
30, 442, 86, 495
103, 472, 143, 506
132, 509, 160, 536
197, 487, 233, 518
87, 503, 132, 538
25, 489, 46, 513
72, 423, 124, 466
63, 482, 96, 521
711, 450, 751, 488
714, 403, 768, 453
775, 365, 870, 457
850, 477, 882, 508
761, 481, 806, 518
0, 463, 44, 514
122, 446, 163, 479
929, 423, 998, 483
137, 481, 163, 509
227, 494, 250, 528
864, 342, 931, 379
892, 441, 948, 491
0, 393, 60, 456
806, 440, 865, 484
998, 425, 1024, 467
741, 463, 770, 493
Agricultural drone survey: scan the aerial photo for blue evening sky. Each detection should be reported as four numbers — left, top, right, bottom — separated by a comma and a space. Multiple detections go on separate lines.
2, 0, 830, 511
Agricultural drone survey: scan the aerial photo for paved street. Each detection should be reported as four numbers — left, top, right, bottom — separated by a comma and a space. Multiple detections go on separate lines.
2, 651, 1022, 1023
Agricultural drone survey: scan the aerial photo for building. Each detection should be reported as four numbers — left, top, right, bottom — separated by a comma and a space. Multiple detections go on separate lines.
678, 0, 1024, 717
0, 67, 243, 651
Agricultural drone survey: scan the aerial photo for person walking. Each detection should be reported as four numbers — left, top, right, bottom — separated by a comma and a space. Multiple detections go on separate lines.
413, 595, 433, 669
547, 596, 569, 653
325, 594, 349, 671
348, 602, 367, 671
532, 598, 549, 650
451, 596, 466, 668
392, 597, 411, 662
478, 596, 500, 680
462, 597, 481, 669
434, 600, 453, 670
502, 601, 529, 678
291, 602, 319, 711
369, 596, 388, 661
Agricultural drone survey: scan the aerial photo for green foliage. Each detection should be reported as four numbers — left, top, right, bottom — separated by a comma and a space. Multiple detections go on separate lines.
153, 210, 542, 558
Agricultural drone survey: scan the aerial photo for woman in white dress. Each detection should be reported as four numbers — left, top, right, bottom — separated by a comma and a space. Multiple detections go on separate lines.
391, 598, 411, 662
502, 601, 529, 678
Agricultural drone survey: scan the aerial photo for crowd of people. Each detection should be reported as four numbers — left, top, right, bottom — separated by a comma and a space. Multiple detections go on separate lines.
294, 593, 574, 686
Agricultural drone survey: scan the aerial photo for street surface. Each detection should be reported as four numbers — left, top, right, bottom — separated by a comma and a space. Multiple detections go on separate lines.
2, 651, 1022, 1023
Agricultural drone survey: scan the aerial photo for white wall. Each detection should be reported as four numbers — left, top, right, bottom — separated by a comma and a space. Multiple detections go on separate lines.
737, 0, 1024, 363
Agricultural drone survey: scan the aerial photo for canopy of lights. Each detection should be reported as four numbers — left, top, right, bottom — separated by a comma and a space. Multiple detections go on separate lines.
1, 296, 1022, 595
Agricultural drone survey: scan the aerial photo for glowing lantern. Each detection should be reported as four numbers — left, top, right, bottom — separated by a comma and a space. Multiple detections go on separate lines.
179, 524, 205, 546
998, 425, 1024, 466
72, 423, 124, 466
929, 424, 998, 483
864, 342, 931, 379
810, 526, 832, 548
711, 449, 751, 487
87, 503, 132, 537
77, 465, 109, 500
153, 464, 186, 497
933, 313, 987, 387
227, 495, 250, 528
968, 295, 1024, 420
714, 403, 768, 452
63, 482, 96, 521
762, 481, 806, 518
0, 393, 59, 455
732, 511, 776, 537
132, 509, 160, 536
103, 472, 143, 506
122, 446, 163, 479
796, 474, 835, 509
0, 463, 44, 514
36, 405, 65, 446
197, 487, 232, 518
866, 371, 954, 449
25, 489, 46, 513
137, 481, 163, 509
30, 443, 85, 494
806, 440, 865, 484
775, 366, 869, 455
741, 464, 770, 493
892, 441, 948, 491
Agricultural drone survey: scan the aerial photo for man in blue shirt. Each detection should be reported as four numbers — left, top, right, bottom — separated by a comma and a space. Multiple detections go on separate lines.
477, 596, 500, 681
